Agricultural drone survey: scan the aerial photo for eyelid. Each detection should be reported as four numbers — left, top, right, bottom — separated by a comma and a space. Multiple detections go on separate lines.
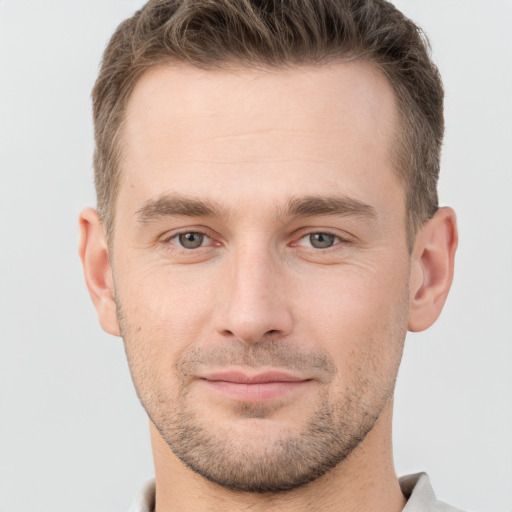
290, 228, 353, 247
297, 233, 341, 248
160, 226, 221, 247
158, 226, 354, 250
170, 232, 212, 247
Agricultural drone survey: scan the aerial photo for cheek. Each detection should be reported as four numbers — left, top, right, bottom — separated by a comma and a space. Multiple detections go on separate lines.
293, 261, 409, 377
117, 260, 215, 328
115, 264, 219, 375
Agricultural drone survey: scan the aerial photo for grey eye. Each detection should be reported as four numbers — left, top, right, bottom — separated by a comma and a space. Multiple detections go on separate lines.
309, 233, 336, 249
178, 232, 205, 249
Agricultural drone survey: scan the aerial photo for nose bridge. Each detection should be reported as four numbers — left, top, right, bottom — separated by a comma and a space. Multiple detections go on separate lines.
216, 238, 293, 343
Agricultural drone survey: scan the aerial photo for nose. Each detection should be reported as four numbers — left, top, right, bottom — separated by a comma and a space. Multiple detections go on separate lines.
214, 244, 294, 344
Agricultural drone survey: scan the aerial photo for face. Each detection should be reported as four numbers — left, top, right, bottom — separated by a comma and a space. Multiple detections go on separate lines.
112, 62, 411, 492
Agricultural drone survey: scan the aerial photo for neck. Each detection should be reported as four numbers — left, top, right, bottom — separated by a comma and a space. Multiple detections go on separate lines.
150, 401, 406, 512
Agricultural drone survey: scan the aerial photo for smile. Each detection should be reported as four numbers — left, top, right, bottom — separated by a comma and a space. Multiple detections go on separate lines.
200, 371, 312, 402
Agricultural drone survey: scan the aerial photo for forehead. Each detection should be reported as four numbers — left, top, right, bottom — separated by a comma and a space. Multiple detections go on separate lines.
118, 61, 401, 221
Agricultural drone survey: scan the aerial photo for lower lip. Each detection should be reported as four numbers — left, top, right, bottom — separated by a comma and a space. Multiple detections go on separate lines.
202, 380, 310, 401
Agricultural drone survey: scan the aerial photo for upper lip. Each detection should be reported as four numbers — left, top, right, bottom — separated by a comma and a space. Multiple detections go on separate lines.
202, 371, 309, 384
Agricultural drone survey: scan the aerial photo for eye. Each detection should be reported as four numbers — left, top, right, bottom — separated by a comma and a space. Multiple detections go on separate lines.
300, 232, 340, 249
171, 232, 210, 249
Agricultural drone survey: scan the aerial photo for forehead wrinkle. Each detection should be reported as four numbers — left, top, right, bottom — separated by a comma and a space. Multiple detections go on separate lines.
136, 193, 230, 223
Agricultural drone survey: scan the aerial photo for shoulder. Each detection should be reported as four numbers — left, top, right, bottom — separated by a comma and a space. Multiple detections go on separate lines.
127, 478, 155, 512
400, 473, 465, 512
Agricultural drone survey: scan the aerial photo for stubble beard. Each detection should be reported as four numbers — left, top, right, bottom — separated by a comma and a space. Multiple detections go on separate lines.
152, 380, 381, 493
119, 320, 405, 494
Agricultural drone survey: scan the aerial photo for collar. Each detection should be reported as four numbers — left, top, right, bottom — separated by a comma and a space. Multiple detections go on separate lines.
129, 473, 462, 511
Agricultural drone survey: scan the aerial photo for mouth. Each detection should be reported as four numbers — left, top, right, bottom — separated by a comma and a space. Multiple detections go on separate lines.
199, 371, 312, 402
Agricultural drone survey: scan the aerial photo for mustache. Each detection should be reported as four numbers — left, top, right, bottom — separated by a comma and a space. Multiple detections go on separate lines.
175, 339, 337, 382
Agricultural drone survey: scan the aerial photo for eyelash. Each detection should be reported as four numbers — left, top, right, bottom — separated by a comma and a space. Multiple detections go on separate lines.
294, 232, 346, 249
162, 229, 350, 251
164, 230, 218, 250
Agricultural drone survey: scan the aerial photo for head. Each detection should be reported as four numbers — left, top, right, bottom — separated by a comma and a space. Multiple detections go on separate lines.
92, 0, 444, 246
80, 0, 457, 495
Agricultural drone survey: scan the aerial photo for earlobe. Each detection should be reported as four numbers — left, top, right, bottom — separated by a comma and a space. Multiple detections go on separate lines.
408, 207, 458, 332
78, 208, 120, 336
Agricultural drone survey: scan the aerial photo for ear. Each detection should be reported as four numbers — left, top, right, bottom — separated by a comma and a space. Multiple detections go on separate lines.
78, 208, 120, 336
408, 207, 458, 332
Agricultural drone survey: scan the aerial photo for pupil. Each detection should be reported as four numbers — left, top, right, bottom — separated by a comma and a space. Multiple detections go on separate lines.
310, 233, 334, 248
179, 232, 204, 249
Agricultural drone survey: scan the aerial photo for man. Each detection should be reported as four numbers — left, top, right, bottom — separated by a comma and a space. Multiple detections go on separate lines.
79, 0, 459, 510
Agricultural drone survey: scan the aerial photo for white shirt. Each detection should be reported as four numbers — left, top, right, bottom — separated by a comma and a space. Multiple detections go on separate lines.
128, 473, 463, 511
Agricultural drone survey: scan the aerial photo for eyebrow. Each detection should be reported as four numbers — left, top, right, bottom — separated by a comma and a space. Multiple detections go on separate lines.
283, 195, 377, 219
135, 193, 377, 224
136, 194, 229, 223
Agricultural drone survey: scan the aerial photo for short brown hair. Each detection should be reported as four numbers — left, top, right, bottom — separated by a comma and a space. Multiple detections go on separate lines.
92, 0, 444, 244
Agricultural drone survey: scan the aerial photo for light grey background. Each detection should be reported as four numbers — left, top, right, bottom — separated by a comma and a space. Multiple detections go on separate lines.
0, 1, 510, 510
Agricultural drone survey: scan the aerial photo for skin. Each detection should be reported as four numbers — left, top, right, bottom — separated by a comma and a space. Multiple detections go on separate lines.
79, 61, 457, 511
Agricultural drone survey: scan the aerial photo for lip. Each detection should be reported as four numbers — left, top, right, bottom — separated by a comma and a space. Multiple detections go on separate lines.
199, 371, 311, 402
